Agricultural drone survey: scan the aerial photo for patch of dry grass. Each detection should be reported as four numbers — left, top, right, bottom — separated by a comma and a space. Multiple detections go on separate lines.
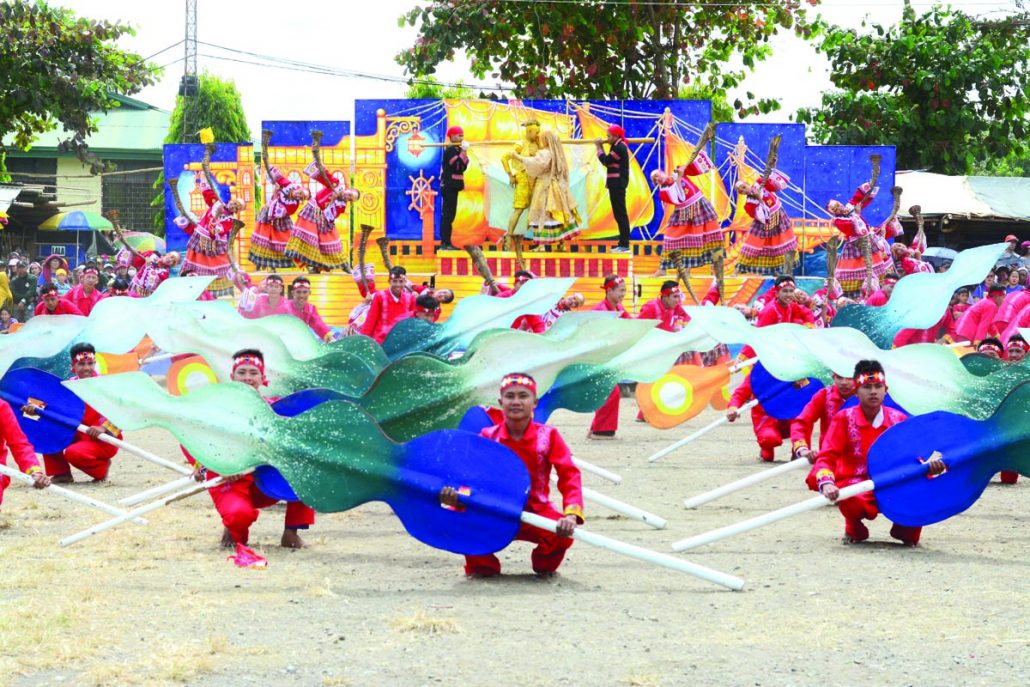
391, 608, 461, 635
627, 675, 662, 687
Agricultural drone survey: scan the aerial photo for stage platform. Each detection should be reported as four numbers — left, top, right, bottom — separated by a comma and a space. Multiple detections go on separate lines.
238, 239, 798, 327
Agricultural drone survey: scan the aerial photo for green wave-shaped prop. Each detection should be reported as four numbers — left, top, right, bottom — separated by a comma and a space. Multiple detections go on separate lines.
831, 243, 1005, 348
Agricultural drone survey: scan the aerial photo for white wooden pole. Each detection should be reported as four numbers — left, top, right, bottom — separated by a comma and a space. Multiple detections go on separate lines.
671, 479, 875, 552
139, 352, 177, 365
648, 399, 759, 464
83, 427, 192, 475
520, 511, 744, 590
59, 470, 252, 547
729, 356, 758, 373
571, 456, 622, 484
551, 474, 666, 529
683, 459, 808, 509
0, 464, 147, 525
119, 474, 198, 505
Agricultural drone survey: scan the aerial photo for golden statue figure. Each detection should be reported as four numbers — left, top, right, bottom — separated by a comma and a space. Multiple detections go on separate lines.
500, 120, 541, 253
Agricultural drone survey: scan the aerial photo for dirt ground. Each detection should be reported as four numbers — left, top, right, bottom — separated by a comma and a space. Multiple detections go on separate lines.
1, 398, 1028, 687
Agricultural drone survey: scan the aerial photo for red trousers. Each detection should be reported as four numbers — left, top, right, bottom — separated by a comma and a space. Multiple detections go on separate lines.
209, 478, 315, 545
838, 490, 922, 545
751, 408, 790, 461
0, 474, 10, 508
1000, 471, 1019, 485
464, 505, 573, 576
590, 386, 621, 434
43, 439, 118, 480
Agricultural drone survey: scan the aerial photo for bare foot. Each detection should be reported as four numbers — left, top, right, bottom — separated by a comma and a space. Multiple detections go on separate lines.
281, 529, 308, 549
220, 527, 235, 549
50, 473, 74, 484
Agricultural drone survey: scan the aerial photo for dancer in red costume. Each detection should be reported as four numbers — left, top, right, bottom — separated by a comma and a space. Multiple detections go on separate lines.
734, 170, 797, 276
238, 274, 287, 320
359, 266, 416, 344
955, 285, 1005, 344
588, 274, 631, 440
43, 343, 120, 482
63, 263, 104, 316
806, 360, 944, 545
285, 154, 354, 272
0, 399, 49, 510
281, 276, 334, 341
791, 373, 856, 457
188, 349, 316, 566
34, 283, 82, 316
440, 373, 583, 577
864, 273, 899, 307
638, 280, 690, 333
826, 184, 891, 298
250, 165, 309, 270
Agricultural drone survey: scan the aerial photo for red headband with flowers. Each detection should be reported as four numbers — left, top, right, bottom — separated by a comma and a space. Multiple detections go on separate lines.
854, 371, 886, 386
660, 284, 681, 296
416, 304, 439, 314
978, 342, 1004, 356
500, 373, 537, 395
776, 279, 796, 291
603, 276, 625, 290
233, 354, 268, 385
1007, 339, 1029, 352
72, 351, 96, 365
883, 276, 899, 285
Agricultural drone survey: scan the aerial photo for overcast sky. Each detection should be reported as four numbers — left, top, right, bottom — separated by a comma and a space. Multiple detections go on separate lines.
60, 0, 1023, 136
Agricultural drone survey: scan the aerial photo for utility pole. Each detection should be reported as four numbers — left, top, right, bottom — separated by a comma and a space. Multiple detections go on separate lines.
178, 0, 199, 142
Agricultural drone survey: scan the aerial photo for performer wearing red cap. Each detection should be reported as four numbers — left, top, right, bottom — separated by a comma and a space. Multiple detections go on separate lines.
734, 169, 797, 275
439, 126, 469, 252
638, 280, 690, 333
956, 285, 1006, 343
0, 394, 49, 509
440, 372, 583, 577
588, 274, 632, 439
285, 162, 354, 272
188, 349, 315, 563
791, 373, 856, 457
651, 157, 724, 299
359, 266, 416, 344
596, 125, 632, 253
807, 360, 944, 545
34, 282, 83, 316
281, 276, 333, 341
43, 343, 121, 482
63, 263, 104, 316
250, 165, 310, 270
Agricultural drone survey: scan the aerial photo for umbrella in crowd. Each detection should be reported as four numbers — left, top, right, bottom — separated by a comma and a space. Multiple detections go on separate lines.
39, 211, 114, 232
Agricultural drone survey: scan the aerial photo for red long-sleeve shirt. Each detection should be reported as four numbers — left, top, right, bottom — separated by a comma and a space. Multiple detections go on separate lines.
282, 300, 332, 341
0, 402, 41, 475
593, 297, 631, 318
955, 298, 1000, 344
34, 299, 83, 316
480, 420, 583, 522
638, 297, 689, 332
790, 385, 852, 451
806, 405, 907, 491
359, 289, 416, 344
63, 285, 104, 317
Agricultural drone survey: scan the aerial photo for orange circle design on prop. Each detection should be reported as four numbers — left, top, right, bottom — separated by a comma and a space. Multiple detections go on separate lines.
167, 356, 217, 396
635, 364, 730, 429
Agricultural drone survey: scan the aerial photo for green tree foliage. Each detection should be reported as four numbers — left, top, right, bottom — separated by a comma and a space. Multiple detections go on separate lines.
0, 0, 156, 178
397, 0, 819, 114
150, 72, 252, 231
796, 3, 1030, 175
678, 84, 734, 123
405, 76, 474, 99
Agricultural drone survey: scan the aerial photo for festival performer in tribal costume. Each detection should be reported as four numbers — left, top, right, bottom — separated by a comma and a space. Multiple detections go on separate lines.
651, 153, 723, 302
513, 130, 582, 261
42, 343, 121, 483
596, 125, 632, 252
250, 130, 310, 270
188, 349, 315, 566
238, 274, 287, 320
177, 144, 244, 298
285, 133, 353, 272
807, 360, 945, 546
0, 398, 49, 510
500, 120, 541, 251
440, 373, 583, 578
281, 276, 334, 341
111, 211, 181, 298
734, 169, 797, 276
826, 183, 892, 298
359, 266, 416, 344
791, 373, 856, 457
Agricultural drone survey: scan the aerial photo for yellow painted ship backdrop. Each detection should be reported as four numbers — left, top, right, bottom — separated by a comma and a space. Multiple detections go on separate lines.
162, 99, 896, 324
